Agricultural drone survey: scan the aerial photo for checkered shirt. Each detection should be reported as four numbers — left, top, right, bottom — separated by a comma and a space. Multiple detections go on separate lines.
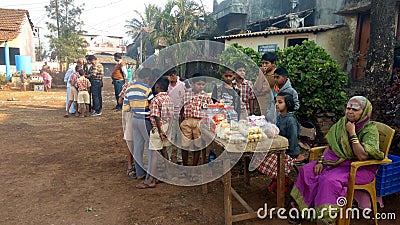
234, 80, 255, 112
69, 72, 80, 88
150, 92, 174, 128
88, 63, 104, 80
252, 153, 294, 177
76, 76, 91, 92
183, 90, 213, 119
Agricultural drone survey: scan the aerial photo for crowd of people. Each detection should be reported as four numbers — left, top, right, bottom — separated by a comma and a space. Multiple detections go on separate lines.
60, 51, 385, 225
63, 53, 129, 117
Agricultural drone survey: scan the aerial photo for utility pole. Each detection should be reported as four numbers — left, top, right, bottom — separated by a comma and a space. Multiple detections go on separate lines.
55, 0, 60, 38
37, 27, 42, 62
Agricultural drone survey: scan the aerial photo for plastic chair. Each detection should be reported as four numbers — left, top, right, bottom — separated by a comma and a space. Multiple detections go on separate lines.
309, 121, 395, 225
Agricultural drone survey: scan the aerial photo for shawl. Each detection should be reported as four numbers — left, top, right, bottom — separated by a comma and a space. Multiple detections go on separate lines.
324, 98, 383, 165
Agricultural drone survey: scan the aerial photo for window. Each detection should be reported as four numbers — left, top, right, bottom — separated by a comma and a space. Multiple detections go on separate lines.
287, 38, 308, 47
0, 47, 20, 65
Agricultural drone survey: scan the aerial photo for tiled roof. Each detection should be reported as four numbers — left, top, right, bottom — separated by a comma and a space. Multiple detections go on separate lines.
0, 8, 33, 41
214, 24, 344, 40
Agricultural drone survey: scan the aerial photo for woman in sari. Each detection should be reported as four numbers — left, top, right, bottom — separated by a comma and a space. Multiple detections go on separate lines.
290, 96, 384, 225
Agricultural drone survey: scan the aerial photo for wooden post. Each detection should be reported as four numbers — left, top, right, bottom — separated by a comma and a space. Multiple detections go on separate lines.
224, 158, 232, 225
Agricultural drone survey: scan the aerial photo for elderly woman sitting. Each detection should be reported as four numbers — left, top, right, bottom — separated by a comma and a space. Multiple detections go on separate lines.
289, 96, 384, 225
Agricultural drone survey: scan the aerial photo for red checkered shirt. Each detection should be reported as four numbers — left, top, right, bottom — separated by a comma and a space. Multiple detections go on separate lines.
252, 153, 294, 177
183, 90, 213, 119
233, 79, 255, 112
150, 92, 174, 128
76, 76, 91, 91
69, 72, 79, 88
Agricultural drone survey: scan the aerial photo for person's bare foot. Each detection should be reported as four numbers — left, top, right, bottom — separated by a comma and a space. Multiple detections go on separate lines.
294, 154, 306, 162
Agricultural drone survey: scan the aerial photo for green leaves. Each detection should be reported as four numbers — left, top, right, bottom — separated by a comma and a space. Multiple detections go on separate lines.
45, 0, 86, 65
218, 43, 262, 82
277, 40, 348, 121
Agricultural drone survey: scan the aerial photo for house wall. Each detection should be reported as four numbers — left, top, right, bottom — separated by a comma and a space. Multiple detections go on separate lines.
315, 26, 351, 69
315, 0, 346, 25
17, 15, 35, 62
0, 15, 35, 74
224, 29, 347, 70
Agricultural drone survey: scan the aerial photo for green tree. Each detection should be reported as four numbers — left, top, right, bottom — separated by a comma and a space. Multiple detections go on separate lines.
124, 4, 161, 40
157, 0, 214, 45
218, 43, 262, 82
364, 0, 396, 109
277, 41, 348, 121
45, 0, 86, 68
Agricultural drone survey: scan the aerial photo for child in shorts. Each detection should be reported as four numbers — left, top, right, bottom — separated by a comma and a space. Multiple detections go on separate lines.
65, 66, 82, 117
136, 77, 173, 189
76, 71, 91, 117
180, 73, 213, 182
119, 79, 136, 178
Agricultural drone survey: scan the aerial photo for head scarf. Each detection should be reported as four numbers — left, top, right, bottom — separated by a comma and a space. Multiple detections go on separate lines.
324, 96, 383, 164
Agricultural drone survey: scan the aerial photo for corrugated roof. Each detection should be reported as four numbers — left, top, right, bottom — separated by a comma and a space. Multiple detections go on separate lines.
0, 8, 33, 41
214, 24, 344, 40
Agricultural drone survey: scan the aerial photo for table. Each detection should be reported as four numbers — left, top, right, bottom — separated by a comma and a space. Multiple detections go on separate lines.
212, 135, 289, 225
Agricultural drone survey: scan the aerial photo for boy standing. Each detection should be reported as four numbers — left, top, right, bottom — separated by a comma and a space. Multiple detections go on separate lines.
65, 66, 82, 117
253, 52, 277, 121
163, 68, 186, 165
233, 62, 255, 116
211, 67, 241, 118
136, 77, 174, 189
273, 67, 300, 111
181, 73, 213, 182
76, 69, 91, 117
123, 68, 154, 180
119, 79, 136, 178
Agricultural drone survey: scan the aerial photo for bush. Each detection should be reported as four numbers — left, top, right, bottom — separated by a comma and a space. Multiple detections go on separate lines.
277, 41, 348, 121
219, 43, 262, 83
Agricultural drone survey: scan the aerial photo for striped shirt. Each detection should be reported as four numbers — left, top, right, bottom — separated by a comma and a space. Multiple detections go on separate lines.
150, 92, 174, 128
122, 81, 154, 120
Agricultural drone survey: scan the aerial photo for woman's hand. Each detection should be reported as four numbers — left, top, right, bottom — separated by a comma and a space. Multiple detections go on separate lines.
313, 163, 324, 175
345, 121, 356, 136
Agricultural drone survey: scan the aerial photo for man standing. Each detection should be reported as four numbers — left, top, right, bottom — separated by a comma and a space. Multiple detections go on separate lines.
64, 58, 84, 114
111, 53, 127, 111
87, 55, 104, 116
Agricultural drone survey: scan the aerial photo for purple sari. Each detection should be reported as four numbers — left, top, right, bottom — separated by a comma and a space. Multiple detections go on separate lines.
290, 98, 381, 223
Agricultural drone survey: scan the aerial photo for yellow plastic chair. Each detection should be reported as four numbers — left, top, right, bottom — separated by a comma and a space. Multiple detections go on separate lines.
309, 121, 395, 225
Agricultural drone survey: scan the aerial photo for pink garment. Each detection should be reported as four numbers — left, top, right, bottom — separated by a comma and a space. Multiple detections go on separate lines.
41, 72, 52, 88
167, 79, 186, 114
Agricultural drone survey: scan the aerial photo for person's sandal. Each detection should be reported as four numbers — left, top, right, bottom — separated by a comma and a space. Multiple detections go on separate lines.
126, 168, 136, 179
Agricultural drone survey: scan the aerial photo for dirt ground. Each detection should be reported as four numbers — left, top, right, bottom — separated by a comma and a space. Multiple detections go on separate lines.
0, 79, 399, 225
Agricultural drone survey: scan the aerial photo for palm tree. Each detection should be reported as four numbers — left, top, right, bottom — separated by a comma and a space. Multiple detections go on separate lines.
157, 0, 214, 45
125, 4, 161, 40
